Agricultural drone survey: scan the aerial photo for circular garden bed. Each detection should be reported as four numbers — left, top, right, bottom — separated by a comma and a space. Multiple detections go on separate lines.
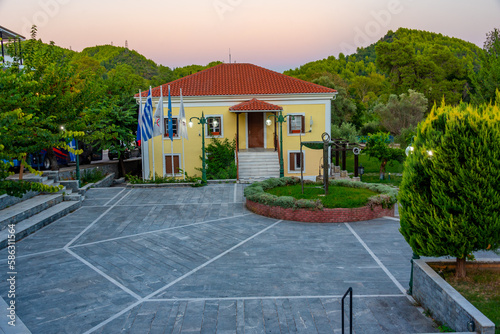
244, 177, 397, 223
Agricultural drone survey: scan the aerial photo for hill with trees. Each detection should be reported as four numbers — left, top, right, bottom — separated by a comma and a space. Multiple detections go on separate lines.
284, 27, 496, 146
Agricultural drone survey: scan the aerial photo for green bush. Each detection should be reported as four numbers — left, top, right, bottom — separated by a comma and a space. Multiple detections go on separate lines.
399, 100, 500, 278
244, 177, 396, 210
202, 137, 237, 180
274, 196, 295, 209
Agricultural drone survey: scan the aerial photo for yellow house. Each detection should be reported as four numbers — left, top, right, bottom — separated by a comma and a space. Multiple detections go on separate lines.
135, 63, 337, 181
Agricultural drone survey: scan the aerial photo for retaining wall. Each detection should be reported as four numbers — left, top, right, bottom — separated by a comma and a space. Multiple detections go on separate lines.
245, 199, 394, 223
412, 259, 496, 334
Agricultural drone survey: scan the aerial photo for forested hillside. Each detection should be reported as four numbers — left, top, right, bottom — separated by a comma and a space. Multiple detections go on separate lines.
284, 27, 497, 139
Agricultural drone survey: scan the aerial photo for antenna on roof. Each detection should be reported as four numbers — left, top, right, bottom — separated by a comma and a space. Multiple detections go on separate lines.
229, 48, 231, 64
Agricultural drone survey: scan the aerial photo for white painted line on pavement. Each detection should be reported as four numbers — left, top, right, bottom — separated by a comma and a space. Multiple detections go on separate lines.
384, 216, 400, 221
84, 220, 283, 334
70, 213, 254, 249
147, 294, 407, 303
64, 188, 130, 248
145, 220, 283, 300
104, 187, 128, 206
65, 248, 142, 301
345, 222, 407, 295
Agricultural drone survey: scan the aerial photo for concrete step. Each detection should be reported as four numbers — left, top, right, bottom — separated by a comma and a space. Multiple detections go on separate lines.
0, 200, 81, 249
0, 194, 63, 230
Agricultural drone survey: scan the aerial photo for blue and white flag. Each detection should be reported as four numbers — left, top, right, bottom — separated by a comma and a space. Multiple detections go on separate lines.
141, 89, 154, 142
167, 85, 174, 141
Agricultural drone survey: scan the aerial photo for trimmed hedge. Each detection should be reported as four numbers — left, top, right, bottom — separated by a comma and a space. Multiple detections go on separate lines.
243, 177, 398, 210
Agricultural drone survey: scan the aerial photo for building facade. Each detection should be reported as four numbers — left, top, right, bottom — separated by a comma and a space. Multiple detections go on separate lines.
135, 63, 337, 180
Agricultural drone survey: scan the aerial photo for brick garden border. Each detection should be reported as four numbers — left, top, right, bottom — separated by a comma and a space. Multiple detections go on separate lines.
245, 199, 394, 223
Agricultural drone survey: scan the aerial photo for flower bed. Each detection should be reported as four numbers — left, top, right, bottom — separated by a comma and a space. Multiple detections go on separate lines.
244, 177, 397, 223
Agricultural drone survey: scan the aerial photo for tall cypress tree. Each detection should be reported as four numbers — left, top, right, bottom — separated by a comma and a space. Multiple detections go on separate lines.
399, 96, 500, 278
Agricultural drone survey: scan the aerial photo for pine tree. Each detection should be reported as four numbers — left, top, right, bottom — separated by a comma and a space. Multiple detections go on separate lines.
399, 97, 500, 278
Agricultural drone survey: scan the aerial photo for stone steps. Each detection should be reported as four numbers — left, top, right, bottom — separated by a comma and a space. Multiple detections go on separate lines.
0, 200, 81, 249
238, 151, 280, 181
0, 194, 64, 230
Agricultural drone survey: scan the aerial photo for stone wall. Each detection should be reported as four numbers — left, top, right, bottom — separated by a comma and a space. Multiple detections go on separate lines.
245, 199, 394, 223
412, 259, 496, 334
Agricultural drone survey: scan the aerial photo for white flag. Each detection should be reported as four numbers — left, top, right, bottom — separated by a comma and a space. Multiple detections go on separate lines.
178, 88, 189, 140
153, 95, 164, 138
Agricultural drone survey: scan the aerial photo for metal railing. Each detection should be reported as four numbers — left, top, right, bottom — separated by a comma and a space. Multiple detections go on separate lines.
342, 287, 353, 334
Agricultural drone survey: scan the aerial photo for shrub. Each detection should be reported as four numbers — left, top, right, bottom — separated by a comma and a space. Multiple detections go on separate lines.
274, 196, 295, 209
399, 99, 500, 278
201, 137, 236, 180
244, 178, 396, 211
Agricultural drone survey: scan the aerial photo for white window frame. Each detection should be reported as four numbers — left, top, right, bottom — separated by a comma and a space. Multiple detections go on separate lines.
205, 115, 224, 138
288, 150, 305, 174
287, 113, 306, 136
164, 116, 180, 140
164, 153, 182, 177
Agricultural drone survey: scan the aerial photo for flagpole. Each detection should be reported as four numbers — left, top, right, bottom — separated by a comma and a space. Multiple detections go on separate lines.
139, 89, 145, 180
169, 85, 174, 177
161, 88, 165, 177
150, 86, 156, 181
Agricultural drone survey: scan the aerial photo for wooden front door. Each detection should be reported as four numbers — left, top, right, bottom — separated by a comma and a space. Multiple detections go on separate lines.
248, 113, 264, 148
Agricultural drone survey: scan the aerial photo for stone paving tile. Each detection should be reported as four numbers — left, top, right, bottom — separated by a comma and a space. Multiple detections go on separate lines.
72, 216, 277, 297
0, 206, 108, 256
73, 203, 249, 246
0, 251, 137, 334
0, 185, 444, 333
93, 296, 437, 333
156, 221, 400, 299
84, 188, 126, 200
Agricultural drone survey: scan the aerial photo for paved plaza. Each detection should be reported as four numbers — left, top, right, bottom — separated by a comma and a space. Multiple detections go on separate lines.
1, 184, 445, 333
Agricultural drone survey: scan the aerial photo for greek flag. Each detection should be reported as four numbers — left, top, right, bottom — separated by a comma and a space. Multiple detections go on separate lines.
141, 89, 154, 142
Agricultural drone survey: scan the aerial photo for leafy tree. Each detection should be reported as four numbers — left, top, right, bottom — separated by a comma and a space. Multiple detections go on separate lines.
85, 97, 138, 177
399, 99, 500, 278
363, 132, 405, 179
471, 28, 500, 104
331, 122, 359, 143
374, 89, 427, 136
0, 67, 63, 195
21, 28, 86, 170
202, 138, 236, 180
330, 87, 357, 126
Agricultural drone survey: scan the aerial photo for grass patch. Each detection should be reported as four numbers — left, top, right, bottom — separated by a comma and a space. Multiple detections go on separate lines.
360, 174, 403, 187
443, 268, 500, 333
265, 184, 378, 208
345, 153, 404, 174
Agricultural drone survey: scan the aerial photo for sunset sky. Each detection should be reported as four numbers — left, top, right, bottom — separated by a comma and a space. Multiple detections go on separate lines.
1, 0, 499, 72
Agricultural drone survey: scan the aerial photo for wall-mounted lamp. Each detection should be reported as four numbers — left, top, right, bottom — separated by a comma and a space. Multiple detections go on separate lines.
266, 119, 272, 126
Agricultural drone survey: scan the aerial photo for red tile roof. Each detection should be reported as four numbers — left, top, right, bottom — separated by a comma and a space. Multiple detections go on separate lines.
229, 98, 283, 112
135, 63, 336, 98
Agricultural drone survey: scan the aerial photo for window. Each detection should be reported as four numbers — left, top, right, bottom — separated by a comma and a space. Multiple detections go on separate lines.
206, 116, 223, 137
165, 155, 181, 175
164, 117, 178, 138
289, 151, 304, 173
288, 114, 305, 134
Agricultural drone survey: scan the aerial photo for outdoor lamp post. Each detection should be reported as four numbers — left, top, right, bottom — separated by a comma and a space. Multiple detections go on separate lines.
358, 164, 364, 181
189, 112, 208, 183
266, 110, 294, 178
